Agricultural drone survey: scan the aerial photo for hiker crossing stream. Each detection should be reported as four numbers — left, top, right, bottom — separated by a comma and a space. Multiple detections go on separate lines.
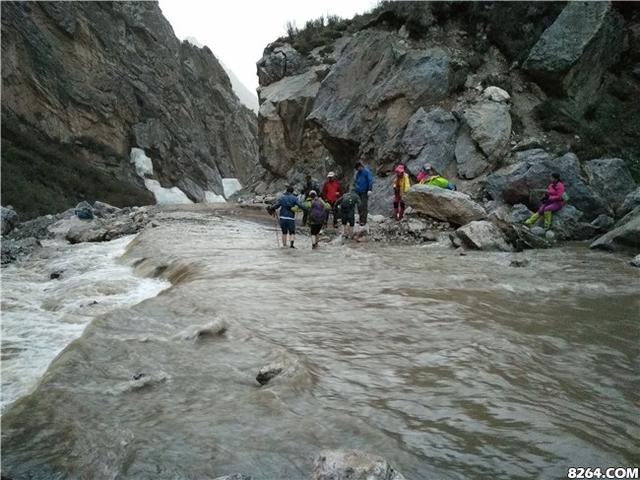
1, 206, 638, 479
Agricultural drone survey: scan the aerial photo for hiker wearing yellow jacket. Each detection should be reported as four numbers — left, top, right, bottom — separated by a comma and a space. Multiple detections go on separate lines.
393, 164, 411, 220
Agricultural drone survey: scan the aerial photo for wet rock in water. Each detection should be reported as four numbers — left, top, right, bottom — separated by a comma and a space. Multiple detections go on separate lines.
66, 220, 108, 244
590, 207, 640, 251
1, 237, 42, 264
311, 449, 406, 480
511, 225, 552, 249
453, 220, 513, 252
630, 254, 640, 268
49, 270, 64, 280
405, 185, 486, 226
93, 200, 121, 217
584, 158, 636, 213
175, 319, 227, 342
510, 258, 530, 267
545, 230, 556, 242
256, 363, 284, 386
213, 475, 253, 480
617, 187, 640, 218
8, 214, 57, 241
1, 206, 19, 235
457, 247, 467, 256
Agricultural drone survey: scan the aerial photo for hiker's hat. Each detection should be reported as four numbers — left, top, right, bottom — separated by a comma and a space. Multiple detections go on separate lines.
395, 165, 405, 174
309, 190, 317, 197
327, 171, 335, 178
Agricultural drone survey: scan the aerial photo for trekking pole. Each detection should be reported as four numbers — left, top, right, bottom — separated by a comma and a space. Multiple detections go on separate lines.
273, 211, 280, 248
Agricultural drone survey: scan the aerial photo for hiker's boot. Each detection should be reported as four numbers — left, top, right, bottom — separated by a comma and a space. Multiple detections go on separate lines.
524, 213, 540, 226
398, 208, 405, 220
543, 211, 552, 230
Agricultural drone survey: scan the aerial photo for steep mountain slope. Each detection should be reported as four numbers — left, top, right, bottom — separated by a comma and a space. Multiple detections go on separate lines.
1, 1, 259, 218
255, 1, 639, 219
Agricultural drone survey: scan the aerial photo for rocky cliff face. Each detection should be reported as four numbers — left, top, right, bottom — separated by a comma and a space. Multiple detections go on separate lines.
2, 1, 259, 218
255, 1, 639, 220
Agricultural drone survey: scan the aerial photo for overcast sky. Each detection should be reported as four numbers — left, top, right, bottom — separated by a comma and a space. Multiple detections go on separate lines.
158, 0, 376, 96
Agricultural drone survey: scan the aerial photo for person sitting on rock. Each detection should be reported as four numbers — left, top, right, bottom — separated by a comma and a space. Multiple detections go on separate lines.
321, 171, 342, 229
418, 170, 456, 191
525, 172, 566, 230
303, 190, 332, 249
267, 185, 306, 248
392, 164, 411, 220
416, 163, 435, 184
334, 188, 361, 239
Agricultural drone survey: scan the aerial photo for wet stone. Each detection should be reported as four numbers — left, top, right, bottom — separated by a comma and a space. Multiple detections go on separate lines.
256, 363, 284, 386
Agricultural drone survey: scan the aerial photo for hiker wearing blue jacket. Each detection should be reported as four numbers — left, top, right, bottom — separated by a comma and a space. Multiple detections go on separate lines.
267, 185, 307, 248
354, 160, 374, 225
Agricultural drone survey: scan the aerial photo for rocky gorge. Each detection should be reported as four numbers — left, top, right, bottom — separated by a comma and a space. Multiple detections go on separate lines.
2, 1, 260, 219
254, 1, 640, 257
2, 2, 640, 479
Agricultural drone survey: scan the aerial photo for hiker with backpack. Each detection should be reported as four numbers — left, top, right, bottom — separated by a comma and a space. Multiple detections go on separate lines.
300, 174, 320, 226
392, 164, 411, 220
525, 172, 567, 230
302, 190, 332, 249
321, 171, 342, 228
354, 160, 374, 225
334, 188, 361, 239
267, 185, 307, 248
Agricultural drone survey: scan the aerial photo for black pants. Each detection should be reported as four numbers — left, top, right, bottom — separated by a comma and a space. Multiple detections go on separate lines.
324, 201, 338, 227
357, 192, 369, 225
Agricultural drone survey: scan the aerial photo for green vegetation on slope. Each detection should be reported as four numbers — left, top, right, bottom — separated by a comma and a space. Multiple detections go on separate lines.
1, 144, 153, 220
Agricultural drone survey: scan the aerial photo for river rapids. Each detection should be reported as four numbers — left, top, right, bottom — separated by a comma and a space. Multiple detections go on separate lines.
1, 205, 638, 479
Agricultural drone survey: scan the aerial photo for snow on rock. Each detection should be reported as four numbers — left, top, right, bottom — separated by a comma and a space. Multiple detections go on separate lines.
130, 148, 154, 178
144, 179, 193, 205
204, 191, 226, 203
222, 178, 242, 198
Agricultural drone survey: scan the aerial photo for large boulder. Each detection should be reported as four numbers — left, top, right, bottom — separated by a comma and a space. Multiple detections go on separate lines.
617, 187, 640, 218
584, 158, 636, 213
463, 101, 512, 163
452, 220, 513, 251
590, 207, 640, 251
1, 206, 19, 235
311, 450, 406, 480
522, 1, 625, 109
405, 184, 487, 226
455, 124, 490, 179
258, 67, 328, 176
257, 44, 307, 87
368, 177, 395, 217
484, 151, 608, 220
307, 30, 452, 162
402, 107, 458, 176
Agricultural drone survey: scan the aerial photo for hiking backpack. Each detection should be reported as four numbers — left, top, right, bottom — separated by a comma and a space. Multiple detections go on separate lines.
310, 199, 326, 224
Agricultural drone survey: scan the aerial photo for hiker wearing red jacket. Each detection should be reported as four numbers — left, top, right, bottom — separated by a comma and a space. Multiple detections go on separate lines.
321, 171, 342, 228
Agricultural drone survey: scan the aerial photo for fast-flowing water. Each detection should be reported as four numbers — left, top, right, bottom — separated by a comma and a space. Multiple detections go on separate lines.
2, 206, 638, 479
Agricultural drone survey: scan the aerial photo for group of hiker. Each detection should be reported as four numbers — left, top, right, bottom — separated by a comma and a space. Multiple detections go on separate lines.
267, 159, 567, 248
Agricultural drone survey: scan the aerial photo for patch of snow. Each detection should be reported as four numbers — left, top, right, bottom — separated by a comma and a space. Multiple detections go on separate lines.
222, 178, 242, 198
144, 179, 193, 205
204, 191, 226, 203
130, 148, 154, 178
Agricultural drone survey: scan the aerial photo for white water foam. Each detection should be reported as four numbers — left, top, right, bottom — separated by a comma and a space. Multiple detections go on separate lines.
0, 235, 169, 412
